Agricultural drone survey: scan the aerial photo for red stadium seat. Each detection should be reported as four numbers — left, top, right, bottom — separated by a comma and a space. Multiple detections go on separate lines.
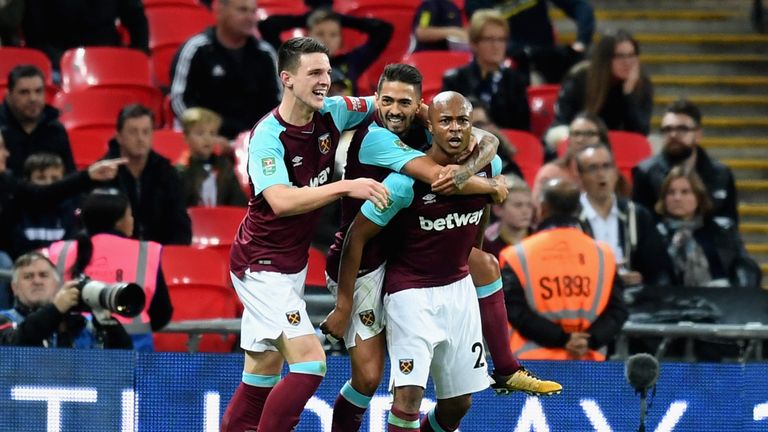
54, 88, 163, 132
401, 51, 472, 103
256, 0, 308, 20
0, 47, 58, 102
152, 129, 188, 164
188, 205, 245, 249
154, 246, 238, 352
527, 84, 560, 137
608, 130, 652, 183
146, 6, 216, 88
60, 47, 154, 92
500, 129, 543, 187
68, 129, 113, 170
307, 247, 327, 288
143, 0, 203, 9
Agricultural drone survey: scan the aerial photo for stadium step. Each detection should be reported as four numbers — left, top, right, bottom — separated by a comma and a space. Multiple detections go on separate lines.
655, 95, 768, 106
740, 204, 768, 217
741, 223, 768, 234
651, 75, 768, 86
642, 54, 768, 64
746, 244, 768, 254
551, 9, 741, 21
559, 33, 768, 45
736, 180, 768, 191
723, 159, 768, 170
700, 137, 768, 148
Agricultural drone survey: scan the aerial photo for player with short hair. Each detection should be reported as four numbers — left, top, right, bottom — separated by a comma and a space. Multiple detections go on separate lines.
220, 37, 390, 432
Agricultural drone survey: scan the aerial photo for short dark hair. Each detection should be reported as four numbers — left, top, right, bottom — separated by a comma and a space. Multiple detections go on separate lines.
81, 188, 131, 234
7, 65, 45, 91
376, 64, 423, 97
278, 37, 329, 75
23, 152, 64, 178
116, 104, 154, 132
307, 8, 340, 29
541, 178, 581, 217
665, 98, 702, 127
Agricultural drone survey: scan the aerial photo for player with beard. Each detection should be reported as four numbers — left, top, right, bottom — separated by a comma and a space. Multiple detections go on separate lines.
321, 67, 561, 431
632, 98, 737, 224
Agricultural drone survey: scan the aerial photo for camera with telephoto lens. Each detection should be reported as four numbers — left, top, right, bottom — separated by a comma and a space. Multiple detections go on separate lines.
74, 275, 146, 318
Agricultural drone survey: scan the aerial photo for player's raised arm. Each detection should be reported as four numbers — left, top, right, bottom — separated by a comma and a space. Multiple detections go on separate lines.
262, 179, 389, 218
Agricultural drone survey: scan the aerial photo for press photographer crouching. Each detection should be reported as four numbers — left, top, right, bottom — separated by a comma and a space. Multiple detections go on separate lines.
0, 252, 133, 348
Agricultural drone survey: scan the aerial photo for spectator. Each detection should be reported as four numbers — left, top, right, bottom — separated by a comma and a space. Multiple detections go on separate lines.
633, 98, 738, 225
177, 107, 247, 208
654, 167, 760, 288
0, 65, 75, 176
170, 0, 281, 139
467, 95, 523, 178
0, 252, 133, 348
575, 144, 672, 287
465, 0, 594, 83
483, 174, 533, 258
47, 189, 174, 351
0, 250, 10, 310
548, 29, 653, 147
500, 178, 628, 360
22, 0, 149, 68
258, 7, 393, 95
442, 9, 530, 130
0, 0, 24, 46
102, 104, 192, 245
7, 153, 79, 258
412, 0, 466, 52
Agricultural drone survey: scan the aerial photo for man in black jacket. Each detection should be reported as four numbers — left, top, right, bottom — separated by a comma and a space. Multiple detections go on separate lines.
102, 104, 191, 246
442, 9, 530, 131
170, 0, 280, 139
632, 99, 738, 225
0, 65, 75, 176
0, 252, 132, 349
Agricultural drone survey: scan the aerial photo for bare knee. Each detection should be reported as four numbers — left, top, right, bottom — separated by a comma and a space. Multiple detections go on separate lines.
350, 363, 383, 395
393, 386, 424, 414
469, 248, 500, 286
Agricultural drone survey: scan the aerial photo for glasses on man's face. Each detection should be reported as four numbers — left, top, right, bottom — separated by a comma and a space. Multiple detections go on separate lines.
613, 52, 637, 60
478, 36, 507, 45
660, 125, 697, 135
581, 162, 615, 174
570, 130, 599, 138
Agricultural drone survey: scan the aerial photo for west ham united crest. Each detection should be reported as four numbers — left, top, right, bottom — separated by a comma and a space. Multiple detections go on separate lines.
358, 309, 375, 327
399, 359, 414, 375
285, 310, 301, 326
318, 133, 331, 154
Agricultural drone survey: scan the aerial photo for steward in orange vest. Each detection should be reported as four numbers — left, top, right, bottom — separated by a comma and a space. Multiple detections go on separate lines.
499, 179, 627, 360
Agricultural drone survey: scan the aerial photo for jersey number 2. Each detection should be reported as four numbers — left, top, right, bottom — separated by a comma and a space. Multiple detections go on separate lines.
472, 342, 485, 369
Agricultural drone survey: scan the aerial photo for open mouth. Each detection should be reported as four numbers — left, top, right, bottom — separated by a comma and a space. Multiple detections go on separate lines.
312, 88, 327, 98
387, 116, 404, 126
448, 137, 463, 147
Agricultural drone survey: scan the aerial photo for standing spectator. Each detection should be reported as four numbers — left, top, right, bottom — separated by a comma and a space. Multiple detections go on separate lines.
177, 107, 247, 208
170, 0, 281, 139
575, 144, 671, 287
412, 0, 466, 52
258, 7, 393, 96
549, 29, 653, 145
465, 0, 594, 83
442, 9, 530, 131
7, 153, 79, 258
102, 104, 191, 245
483, 174, 533, 258
500, 178, 628, 360
654, 167, 760, 288
633, 98, 738, 225
0, 65, 75, 176
22, 0, 149, 68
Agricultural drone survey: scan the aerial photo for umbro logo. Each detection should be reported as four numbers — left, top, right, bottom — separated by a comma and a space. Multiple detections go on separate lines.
212, 65, 226, 77
292, 156, 303, 167
422, 194, 436, 204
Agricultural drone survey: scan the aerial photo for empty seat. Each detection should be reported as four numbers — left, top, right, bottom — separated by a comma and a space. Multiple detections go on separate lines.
60, 47, 155, 92
401, 51, 472, 103
68, 129, 113, 169
307, 247, 327, 288
54, 88, 163, 132
152, 129, 188, 164
500, 129, 543, 187
188, 205, 245, 249
607, 130, 652, 183
527, 84, 560, 138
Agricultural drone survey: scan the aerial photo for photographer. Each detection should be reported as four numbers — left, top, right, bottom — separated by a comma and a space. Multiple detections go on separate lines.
0, 252, 133, 348
47, 189, 173, 351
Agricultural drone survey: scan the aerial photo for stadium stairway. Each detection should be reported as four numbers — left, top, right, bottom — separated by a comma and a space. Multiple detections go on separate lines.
554, 0, 768, 288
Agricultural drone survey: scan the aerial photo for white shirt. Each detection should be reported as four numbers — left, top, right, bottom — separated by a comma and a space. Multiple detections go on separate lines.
580, 193, 625, 264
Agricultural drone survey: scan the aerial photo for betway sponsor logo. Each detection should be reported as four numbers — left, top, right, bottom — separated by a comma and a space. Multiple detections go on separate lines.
309, 167, 331, 187
418, 210, 483, 231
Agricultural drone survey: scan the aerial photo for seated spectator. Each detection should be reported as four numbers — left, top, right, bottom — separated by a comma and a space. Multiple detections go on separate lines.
22, 0, 149, 69
467, 95, 523, 178
465, 0, 593, 83
258, 7, 393, 95
547, 29, 653, 148
442, 9, 530, 130
177, 107, 247, 208
170, 0, 280, 139
102, 104, 192, 245
500, 178, 628, 360
0, 252, 133, 348
7, 153, 79, 258
47, 189, 174, 351
654, 167, 760, 288
483, 174, 533, 258
0, 65, 75, 176
575, 144, 672, 287
412, 0, 466, 52
633, 98, 738, 225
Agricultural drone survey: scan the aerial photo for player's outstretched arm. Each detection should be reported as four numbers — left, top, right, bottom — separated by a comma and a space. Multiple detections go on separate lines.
262, 178, 389, 218
320, 213, 383, 340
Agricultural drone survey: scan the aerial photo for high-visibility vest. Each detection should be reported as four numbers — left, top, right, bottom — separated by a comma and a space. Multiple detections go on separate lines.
47, 234, 161, 337
499, 227, 616, 361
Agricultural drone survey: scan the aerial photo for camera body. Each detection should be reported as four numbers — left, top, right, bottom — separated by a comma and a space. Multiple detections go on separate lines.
75, 275, 146, 318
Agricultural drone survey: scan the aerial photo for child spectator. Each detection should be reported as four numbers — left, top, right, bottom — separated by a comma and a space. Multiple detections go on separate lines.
177, 108, 247, 208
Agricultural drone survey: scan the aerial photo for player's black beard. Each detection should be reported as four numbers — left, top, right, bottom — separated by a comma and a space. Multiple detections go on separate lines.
663, 144, 695, 166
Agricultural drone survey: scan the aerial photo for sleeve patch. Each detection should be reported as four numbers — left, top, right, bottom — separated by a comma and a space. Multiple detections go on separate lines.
343, 96, 368, 112
261, 157, 277, 176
